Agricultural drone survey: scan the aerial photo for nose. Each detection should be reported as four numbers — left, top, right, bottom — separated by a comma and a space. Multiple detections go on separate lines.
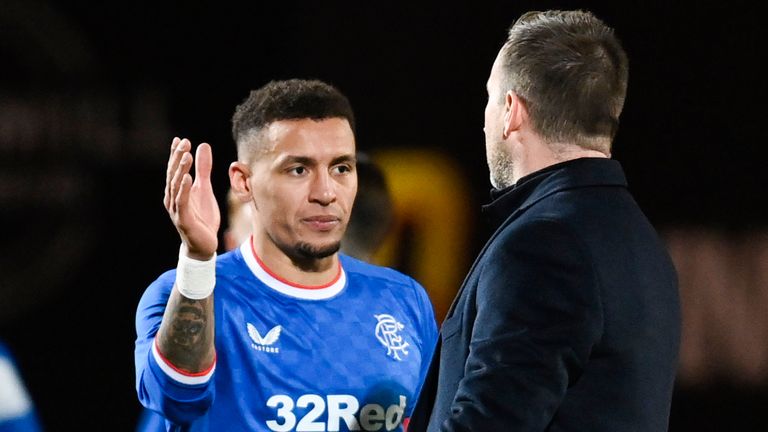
308, 170, 336, 206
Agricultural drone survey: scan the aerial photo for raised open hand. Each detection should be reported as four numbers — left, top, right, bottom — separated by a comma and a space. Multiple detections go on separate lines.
164, 137, 221, 260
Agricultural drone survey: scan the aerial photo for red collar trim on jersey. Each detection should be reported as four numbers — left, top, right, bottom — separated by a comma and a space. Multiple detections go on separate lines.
250, 236, 343, 290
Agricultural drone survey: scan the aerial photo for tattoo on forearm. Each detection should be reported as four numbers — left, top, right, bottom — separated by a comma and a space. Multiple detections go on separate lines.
158, 291, 215, 373
171, 299, 206, 345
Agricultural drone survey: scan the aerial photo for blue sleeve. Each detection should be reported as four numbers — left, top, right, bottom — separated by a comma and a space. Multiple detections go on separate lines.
134, 270, 215, 426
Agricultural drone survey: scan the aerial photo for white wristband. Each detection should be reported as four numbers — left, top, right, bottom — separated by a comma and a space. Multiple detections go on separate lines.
175, 244, 217, 299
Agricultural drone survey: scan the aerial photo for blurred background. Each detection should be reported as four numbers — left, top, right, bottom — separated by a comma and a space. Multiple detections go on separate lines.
1, 0, 767, 430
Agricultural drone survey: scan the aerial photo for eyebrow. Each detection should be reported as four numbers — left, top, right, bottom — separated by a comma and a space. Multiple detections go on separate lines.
277, 154, 357, 166
331, 154, 357, 165
279, 156, 315, 166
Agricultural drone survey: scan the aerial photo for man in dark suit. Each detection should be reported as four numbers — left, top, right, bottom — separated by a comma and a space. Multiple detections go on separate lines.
410, 10, 681, 432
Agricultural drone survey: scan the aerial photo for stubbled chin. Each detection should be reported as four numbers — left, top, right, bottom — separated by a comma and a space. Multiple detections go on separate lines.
294, 241, 341, 259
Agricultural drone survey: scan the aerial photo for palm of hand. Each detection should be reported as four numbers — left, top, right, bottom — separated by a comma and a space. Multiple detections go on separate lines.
166, 139, 221, 259
184, 173, 221, 258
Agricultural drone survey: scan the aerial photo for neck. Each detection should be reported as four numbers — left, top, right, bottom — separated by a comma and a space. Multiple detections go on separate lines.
513, 137, 608, 184
250, 235, 339, 287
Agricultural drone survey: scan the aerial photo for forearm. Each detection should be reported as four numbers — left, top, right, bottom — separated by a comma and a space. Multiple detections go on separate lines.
159, 136, 219, 372
135, 271, 216, 426
156, 288, 215, 373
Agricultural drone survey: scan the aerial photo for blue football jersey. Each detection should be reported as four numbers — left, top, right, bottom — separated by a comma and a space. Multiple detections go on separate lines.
0, 341, 43, 432
135, 240, 438, 432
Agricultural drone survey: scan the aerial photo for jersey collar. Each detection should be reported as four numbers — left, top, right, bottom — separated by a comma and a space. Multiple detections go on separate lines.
239, 238, 346, 300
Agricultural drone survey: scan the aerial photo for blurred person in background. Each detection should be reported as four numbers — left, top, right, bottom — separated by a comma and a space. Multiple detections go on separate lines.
0, 340, 42, 432
336, 152, 394, 262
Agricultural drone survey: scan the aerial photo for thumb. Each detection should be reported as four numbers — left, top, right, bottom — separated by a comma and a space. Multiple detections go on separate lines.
194, 143, 213, 183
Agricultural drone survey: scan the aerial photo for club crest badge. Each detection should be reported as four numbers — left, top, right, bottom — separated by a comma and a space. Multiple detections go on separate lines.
374, 314, 410, 361
247, 322, 281, 354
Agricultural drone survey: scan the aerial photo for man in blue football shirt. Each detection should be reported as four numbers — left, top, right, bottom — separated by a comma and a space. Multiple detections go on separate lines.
0, 340, 43, 432
135, 79, 438, 431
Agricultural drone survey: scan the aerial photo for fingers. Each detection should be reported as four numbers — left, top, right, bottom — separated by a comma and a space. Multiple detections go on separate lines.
175, 173, 193, 222
165, 138, 190, 210
168, 150, 193, 214
165, 137, 183, 187
164, 138, 216, 215
164, 138, 180, 209
165, 137, 183, 208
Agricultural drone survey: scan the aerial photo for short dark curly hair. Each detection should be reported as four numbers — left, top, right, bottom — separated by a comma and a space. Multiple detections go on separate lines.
231, 79, 356, 161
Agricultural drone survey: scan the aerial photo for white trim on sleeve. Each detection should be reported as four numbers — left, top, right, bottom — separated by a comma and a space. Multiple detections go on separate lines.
151, 338, 216, 385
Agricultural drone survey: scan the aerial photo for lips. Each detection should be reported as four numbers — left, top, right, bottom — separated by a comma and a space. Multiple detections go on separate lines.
302, 215, 341, 231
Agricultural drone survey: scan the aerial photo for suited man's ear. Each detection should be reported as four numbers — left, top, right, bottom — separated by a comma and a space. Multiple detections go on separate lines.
502, 91, 527, 139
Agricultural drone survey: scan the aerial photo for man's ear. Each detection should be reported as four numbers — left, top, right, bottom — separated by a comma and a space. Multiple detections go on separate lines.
502, 91, 527, 139
229, 161, 252, 203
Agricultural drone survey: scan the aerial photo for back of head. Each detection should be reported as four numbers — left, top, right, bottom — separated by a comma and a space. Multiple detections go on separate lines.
342, 153, 393, 261
500, 10, 628, 153
231, 79, 356, 162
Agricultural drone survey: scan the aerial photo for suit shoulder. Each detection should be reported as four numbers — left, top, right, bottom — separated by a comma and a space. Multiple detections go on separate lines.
498, 216, 580, 244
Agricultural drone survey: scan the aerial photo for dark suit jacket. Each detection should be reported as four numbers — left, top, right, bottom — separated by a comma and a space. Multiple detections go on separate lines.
410, 158, 680, 432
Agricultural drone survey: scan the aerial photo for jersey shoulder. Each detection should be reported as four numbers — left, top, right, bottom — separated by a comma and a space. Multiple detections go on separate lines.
215, 247, 245, 275
340, 254, 420, 289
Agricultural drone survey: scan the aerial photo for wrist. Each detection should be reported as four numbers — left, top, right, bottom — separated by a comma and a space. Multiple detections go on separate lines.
176, 244, 217, 299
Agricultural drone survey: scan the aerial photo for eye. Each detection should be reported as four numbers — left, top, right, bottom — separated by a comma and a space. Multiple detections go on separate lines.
288, 166, 307, 176
331, 164, 353, 175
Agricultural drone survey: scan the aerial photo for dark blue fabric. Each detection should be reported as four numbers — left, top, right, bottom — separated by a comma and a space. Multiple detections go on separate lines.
410, 158, 681, 432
